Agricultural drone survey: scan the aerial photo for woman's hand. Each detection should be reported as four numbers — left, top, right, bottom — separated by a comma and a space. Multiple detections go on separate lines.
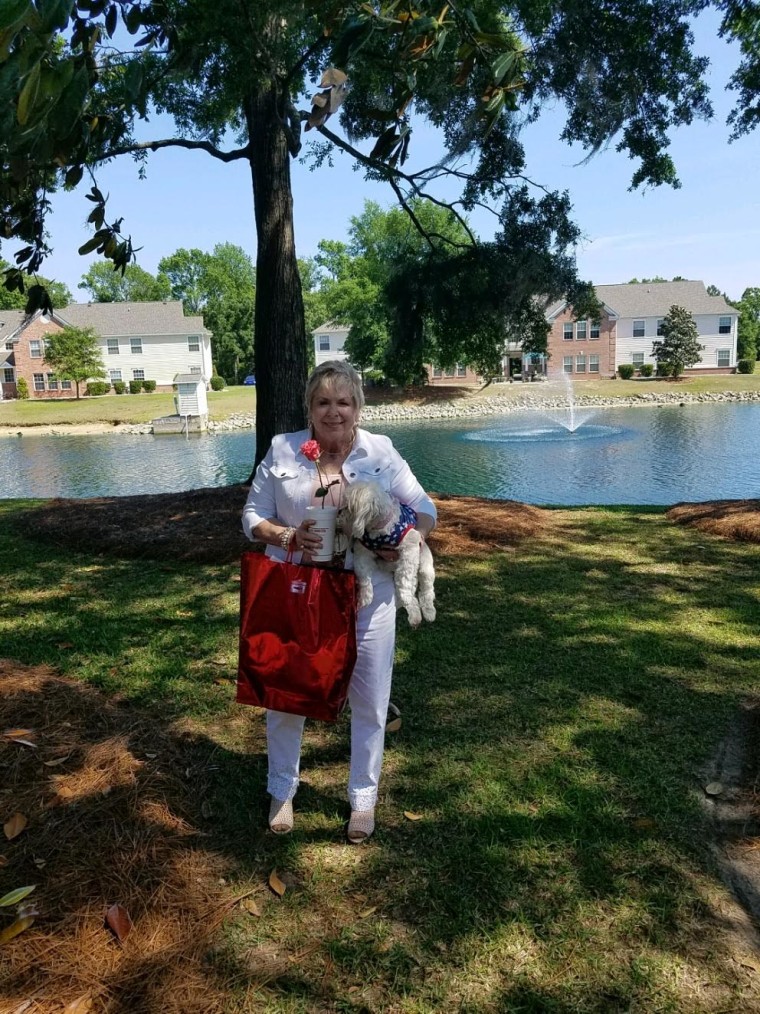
294, 518, 321, 558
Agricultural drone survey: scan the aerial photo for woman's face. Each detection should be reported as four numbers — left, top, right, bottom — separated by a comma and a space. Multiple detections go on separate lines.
310, 380, 358, 449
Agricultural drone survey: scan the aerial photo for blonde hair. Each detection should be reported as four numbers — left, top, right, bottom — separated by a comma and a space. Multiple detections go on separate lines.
304, 360, 365, 423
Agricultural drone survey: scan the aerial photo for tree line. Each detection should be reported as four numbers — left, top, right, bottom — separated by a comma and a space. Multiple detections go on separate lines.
4, 0, 760, 465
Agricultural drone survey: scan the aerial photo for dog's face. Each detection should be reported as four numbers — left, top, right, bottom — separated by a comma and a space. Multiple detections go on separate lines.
343, 481, 396, 538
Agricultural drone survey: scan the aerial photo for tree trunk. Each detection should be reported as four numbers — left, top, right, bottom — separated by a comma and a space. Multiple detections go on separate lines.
246, 84, 307, 475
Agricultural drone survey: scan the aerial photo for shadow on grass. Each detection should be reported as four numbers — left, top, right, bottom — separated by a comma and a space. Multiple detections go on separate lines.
2, 502, 760, 1011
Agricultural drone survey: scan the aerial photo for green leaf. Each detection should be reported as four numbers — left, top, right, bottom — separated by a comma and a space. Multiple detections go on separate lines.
105, 4, 117, 37
40, 0, 73, 32
0, 885, 36, 907
17, 62, 41, 126
124, 60, 143, 100
491, 50, 517, 85
78, 236, 103, 255
65, 164, 84, 188
0, 0, 28, 31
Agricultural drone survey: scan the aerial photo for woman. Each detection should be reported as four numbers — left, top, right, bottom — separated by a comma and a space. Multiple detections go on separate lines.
242, 360, 436, 843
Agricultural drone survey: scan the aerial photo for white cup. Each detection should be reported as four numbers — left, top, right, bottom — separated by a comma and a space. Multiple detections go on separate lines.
304, 505, 339, 562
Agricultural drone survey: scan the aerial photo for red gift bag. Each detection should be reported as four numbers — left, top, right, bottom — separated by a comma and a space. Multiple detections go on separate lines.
236, 550, 358, 722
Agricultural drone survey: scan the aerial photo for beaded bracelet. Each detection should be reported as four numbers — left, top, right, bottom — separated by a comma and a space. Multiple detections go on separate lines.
279, 526, 296, 550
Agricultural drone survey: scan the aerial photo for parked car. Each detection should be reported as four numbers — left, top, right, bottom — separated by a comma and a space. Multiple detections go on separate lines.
243, 374, 256, 386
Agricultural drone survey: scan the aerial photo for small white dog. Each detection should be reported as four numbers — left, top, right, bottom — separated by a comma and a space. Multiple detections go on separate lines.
341, 481, 436, 627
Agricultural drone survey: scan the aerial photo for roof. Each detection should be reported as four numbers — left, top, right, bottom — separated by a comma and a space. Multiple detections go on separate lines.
595, 281, 736, 317
174, 373, 205, 384
0, 310, 26, 343
59, 301, 209, 336
313, 320, 349, 334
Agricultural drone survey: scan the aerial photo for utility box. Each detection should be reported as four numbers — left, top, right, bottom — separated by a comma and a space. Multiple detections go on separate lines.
174, 373, 208, 418
151, 373, 210, 434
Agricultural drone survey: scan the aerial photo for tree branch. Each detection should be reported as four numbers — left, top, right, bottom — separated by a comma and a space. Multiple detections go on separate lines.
316, 124, 477, 246
97, 137, 252, 163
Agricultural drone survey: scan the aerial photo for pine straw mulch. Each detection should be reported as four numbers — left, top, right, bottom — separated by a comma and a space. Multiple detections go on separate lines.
667, 499, 760, 543
12, 486, 550, 563
0, 661, 246, 1014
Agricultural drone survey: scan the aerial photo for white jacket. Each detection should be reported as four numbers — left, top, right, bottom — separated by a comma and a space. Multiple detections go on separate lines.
242, 427, 437, 564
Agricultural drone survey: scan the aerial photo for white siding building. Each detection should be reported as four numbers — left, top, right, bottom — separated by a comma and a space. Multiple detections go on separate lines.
313, 322, 349, 365
598, 281, 738, 374
61, 301, 213, 388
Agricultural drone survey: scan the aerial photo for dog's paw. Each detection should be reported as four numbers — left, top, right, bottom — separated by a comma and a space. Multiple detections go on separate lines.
421, 604, 436, 623
405, 602, 422, 627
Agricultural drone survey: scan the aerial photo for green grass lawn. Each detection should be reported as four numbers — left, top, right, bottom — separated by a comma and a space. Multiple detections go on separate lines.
2, 499, 760, 1010
0, 385, 256, 427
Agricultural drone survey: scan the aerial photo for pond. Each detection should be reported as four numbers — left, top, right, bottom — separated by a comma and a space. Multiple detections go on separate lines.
2, 402, 758, 506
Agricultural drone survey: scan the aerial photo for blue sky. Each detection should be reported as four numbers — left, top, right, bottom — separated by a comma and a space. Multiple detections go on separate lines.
17, 8, 760, 304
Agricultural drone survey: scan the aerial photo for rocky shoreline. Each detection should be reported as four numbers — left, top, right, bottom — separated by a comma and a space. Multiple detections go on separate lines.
1, 388, 759, 438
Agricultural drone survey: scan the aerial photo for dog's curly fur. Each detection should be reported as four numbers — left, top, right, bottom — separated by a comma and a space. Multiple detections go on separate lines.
341, 481, 436, 627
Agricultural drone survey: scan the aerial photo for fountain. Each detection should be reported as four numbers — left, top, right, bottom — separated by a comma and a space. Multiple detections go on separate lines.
540, 373, 596, 433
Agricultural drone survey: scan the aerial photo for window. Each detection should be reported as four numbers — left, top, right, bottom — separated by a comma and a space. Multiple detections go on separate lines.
109, 369, 122, 382
432, 366, 443, 378
632, 320, 645, 337
575, 320, 587, 340
188, 335, 200, 352
456, 363, 467, 377
61, 380, 72, 390
563, 323, 574, 341
590, 322, 600, 339
130, 338, 143, 354
47, 373, 58, 391
632, 353, 645, 366
719, 316, 732, 335
3, 368, 13, 383
33, 373, 44, 391
444, 367, 455, 377
318, 335, 330, 351
30, 339, 43, 358
575, 354, 586, 373
107, 338, 119, 355
656, 319, 665, 337
132, 368, 145, 380
718, 348, 731, 367
563, 356, 573, 374
190, 366, 201, 375
589, 355, 600, 373
5, 340, 13, 350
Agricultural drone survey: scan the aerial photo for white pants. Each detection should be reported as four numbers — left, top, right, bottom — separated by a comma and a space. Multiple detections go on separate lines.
266, 571, 396, 811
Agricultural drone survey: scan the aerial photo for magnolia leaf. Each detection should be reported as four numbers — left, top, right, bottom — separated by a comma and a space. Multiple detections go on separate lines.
33, 857, 46, 869
0, 885, 36, 907
43, 756, 69, 767
386, 717, 402, 733
320, 67, 347, 87
705, 781, 723, 797
0, 856, 8, 867
105, 903, 132, 944
64, 996, 94, 1013
241, 897, 261, 917
0, 914, 35, 945
201, 801, 213, 819
268, 870, 286, 897
359, 906, 377, 919
3, 813, 27, 840
403, 811, 424, 821
311, 92, 329, 108
2, 729, 37, 749
56, 642, 75, 650
315, 487, 329, 497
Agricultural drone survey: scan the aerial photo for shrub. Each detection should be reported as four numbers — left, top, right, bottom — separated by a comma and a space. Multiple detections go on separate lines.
86, 380, 110, 396
129, 380, 144, 394
737, 358, 756, 374
210, 374, 226, 391
112, 380, 126, 394
656, 362, 673, 377
639, 363, 654, 378
364, 369, 386, 388
617, 363, 635, 380
142, 379, 157, 392
16, 377, 29, 399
